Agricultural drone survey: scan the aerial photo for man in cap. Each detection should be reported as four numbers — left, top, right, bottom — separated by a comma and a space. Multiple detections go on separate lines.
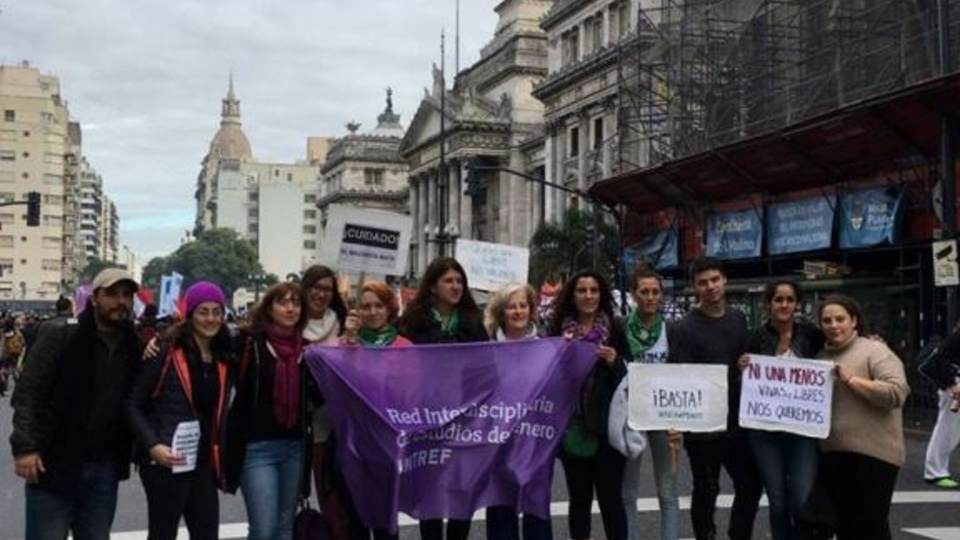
10, 268, 143, 540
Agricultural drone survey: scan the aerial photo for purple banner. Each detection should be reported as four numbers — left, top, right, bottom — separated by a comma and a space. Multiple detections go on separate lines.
304, 338, 598, 531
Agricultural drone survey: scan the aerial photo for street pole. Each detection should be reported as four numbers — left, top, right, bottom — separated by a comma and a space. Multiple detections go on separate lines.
438, 30, 448, 258
938, 0, 958, 330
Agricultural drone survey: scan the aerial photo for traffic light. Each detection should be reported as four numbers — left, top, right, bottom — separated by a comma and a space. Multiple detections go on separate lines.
26, 191, 41, 227
464, 158, 483, 198
584, 223, 596, 249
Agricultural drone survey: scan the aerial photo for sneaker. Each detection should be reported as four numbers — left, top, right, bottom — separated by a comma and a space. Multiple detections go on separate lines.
928, 477, 960, 489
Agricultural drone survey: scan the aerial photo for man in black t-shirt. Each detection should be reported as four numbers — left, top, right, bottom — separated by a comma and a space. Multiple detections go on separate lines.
670, 258, 762, 540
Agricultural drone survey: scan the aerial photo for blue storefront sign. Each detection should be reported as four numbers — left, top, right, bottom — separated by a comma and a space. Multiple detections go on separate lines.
706, 208, 763, 260
839, 187, 904, 249
767, 196, 835, 255
623, 229, 679, 271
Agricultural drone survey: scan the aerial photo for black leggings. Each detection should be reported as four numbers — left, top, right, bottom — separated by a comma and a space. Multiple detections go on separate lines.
419, 519, 470, 540
139, 460, 219, 540
821, 451, 899, 540
559, 442, 626, 540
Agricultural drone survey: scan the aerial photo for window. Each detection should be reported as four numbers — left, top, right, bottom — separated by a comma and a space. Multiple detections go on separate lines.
0, 150, 14, 162
4, 110, 14, 122
593, 117, 604, 150
568, 126, 580, 157
42, 259, 61, 271
304, 193, 317, 203
274, 169, 280, 177
22, 130, 29, 137
44, 173, 61, 185
0, 236, 13, 248
616, 2, 631, 38
561, 28, 579, 65
364, 168, 384, 186
303, 240, 317, 250
0, 213, 12, 224
303, 224, 317, 234
304, 209, 317, 220
248, 191, 258, 201
0, 258, 12, 275
22, 152, 29, 158
248, 223, 257, 234
42, 236, 61, 248
287, 173, 293, 181
248, 207, 257, 217
592, 16, 603, 51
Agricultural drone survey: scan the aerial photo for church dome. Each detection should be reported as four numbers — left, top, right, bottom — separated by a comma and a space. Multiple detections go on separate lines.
207, 76, 252, 160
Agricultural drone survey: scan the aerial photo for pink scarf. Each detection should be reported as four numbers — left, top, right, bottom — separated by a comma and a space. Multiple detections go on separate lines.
265, 325, 303, 429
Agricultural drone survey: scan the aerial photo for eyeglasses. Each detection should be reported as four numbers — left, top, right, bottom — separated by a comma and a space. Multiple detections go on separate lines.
309, 285, 335, 294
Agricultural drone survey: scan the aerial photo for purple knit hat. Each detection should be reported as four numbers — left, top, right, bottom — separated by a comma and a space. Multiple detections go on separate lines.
184, 281, 226, 316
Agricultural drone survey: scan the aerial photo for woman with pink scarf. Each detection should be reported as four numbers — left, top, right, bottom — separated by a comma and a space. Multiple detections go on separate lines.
224, 282, 308, 540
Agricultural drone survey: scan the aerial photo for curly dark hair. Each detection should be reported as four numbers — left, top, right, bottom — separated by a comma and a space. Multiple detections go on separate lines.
546, 270, 615, 336
300, 264, 347, 326
399, 257, 482, 333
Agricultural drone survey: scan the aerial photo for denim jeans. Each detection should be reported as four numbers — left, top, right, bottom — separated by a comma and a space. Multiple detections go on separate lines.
622, 431, 680, 540
25, 462, 120, 540
748, 430, 819, 540
241, 439, 304, 540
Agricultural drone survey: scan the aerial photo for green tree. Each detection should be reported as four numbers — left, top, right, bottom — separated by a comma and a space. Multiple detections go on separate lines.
163, 228, 266, 299
141, 256, 172, 290
80, 257, 121, 282
528, 208, 620, 286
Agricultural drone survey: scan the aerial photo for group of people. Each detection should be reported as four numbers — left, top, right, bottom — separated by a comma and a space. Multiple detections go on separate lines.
7, 255, 915, 540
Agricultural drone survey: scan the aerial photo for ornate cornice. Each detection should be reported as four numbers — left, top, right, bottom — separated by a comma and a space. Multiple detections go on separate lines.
316, 188, 410, 209
532, 37, 632, 100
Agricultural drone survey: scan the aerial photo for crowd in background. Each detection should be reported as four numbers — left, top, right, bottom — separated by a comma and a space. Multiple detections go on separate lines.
6, 255, 959, 540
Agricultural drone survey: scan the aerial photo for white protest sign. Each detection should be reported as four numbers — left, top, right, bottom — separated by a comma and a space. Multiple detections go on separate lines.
739, 355, 835, 439
627, 364, 728, 432
318, 205, 412, 275
157, 272, 183, 318
171, 420, 201, 474
455, 239, 529, 291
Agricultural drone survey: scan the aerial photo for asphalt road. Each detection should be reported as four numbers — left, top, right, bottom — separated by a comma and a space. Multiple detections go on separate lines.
1, 385, 959, 540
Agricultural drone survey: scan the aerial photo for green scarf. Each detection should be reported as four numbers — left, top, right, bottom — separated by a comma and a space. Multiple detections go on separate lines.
357, 325, 401, 347
626, 310, 663, 357
431, 308, 460, 338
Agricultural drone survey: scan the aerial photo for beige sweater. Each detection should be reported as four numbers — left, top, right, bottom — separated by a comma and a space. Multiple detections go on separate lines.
818, 336, 910, 466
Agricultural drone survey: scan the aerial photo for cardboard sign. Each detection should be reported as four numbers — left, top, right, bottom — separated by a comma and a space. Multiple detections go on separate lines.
455, 239, 529, 291
319, 205, 412, 275
627, 364, 728, 432
739, 354, 835, 439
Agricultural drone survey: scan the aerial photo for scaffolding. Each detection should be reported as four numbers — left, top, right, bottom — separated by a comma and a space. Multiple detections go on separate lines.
617, 0, 960, 172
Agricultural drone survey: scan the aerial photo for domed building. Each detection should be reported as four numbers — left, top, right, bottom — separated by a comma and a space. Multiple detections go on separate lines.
193, 78, 329, 279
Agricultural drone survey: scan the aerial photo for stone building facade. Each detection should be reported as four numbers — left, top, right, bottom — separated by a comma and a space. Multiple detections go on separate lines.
318, 89, 409, 230
400, 0, 551, 277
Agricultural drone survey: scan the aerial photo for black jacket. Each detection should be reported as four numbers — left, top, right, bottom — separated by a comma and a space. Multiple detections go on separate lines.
10, 308, 141, 493
746, 320, 825, 359
400, 311, 489, 345
922, 326, 960, 390
125, 343, 235, 488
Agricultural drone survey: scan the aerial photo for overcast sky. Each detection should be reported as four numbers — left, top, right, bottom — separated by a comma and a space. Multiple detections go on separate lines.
0, 0, 499, 260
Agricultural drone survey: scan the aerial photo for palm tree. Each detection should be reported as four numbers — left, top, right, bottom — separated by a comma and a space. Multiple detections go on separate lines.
528, 208, 619, 286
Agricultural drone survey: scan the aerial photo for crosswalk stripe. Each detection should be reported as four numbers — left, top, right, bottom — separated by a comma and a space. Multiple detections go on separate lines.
23, 491, 959, 540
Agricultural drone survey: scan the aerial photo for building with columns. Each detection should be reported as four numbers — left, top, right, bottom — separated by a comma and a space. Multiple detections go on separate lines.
318, 89, 409, 227
193, 79, 326, 278
400, 0, 551, 277
532, 0, 643, 213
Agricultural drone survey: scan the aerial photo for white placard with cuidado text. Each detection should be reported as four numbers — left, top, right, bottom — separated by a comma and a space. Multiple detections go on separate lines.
627, 364, 728, 432
739, 354, 834, 439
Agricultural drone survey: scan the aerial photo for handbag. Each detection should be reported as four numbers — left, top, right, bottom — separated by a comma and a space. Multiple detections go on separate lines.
294, 499, 332, 540
607, 377, 647, 458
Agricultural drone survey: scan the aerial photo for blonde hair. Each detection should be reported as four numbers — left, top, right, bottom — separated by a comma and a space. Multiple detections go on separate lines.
484, 282, 536, 337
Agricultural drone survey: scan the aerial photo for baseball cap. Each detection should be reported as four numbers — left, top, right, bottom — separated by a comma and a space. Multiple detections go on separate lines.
92, 268, 139, 292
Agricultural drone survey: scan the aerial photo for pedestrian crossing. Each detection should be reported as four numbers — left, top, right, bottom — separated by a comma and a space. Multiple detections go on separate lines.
48, 490, 959, 540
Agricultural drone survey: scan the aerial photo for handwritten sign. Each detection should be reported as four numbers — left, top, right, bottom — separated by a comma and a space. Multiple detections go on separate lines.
171, 420, 200, 474
157, 272, 183, 319
627, 364, 728, 432
739, 355, 835, 439
455, 239, 529, 291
